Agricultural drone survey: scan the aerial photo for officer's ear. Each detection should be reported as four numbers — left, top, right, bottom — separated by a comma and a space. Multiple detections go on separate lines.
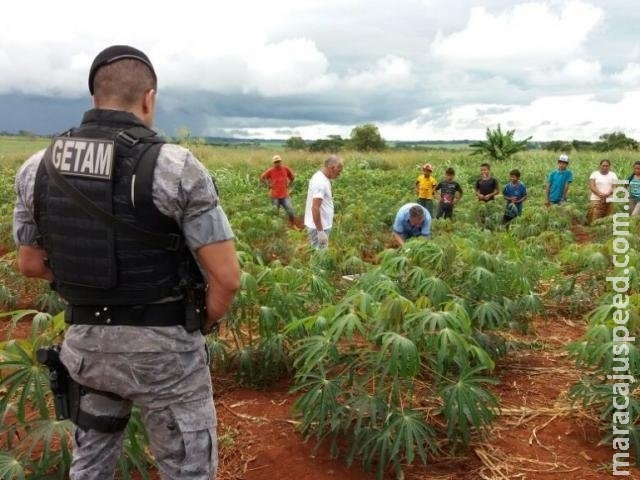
141, 89, 156, 126
142, 89, 156, 114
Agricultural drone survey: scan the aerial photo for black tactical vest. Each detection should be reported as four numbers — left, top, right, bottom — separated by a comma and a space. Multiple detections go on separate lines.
34, 109, 190, 305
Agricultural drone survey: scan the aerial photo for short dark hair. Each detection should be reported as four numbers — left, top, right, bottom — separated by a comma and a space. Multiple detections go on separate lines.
600, 159, 611, 166
480, 163, 491, 169
634, 161, 640, 167
409, 205, 425, 219
445, 167, 455, 175
93, 59, 156, 108
509, 169, 521, 178
89, 45, 156, 95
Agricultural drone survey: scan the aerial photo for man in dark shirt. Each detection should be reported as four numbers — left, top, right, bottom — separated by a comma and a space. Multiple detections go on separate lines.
475, 163, 499, 201
435, 167, 463, 219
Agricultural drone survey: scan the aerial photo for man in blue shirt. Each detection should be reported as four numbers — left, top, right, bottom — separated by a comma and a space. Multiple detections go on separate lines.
392, 203, 431, 246
545, 154, 573, 205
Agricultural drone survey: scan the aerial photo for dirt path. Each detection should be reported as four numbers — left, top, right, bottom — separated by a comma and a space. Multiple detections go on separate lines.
464, 317, 620, 480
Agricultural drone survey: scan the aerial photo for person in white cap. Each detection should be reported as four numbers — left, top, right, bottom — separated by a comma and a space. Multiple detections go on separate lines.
545, 154, 573, 205
260, 154, 296, 223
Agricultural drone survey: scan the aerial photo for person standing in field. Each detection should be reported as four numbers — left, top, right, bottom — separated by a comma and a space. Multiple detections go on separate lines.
588, 159, 618, 223
545, 154, 573, 205
415, 163, 437, 217
502, 169, 527, 225
12, 44, 241, 479
626, 161, 640, 216
260, 154, 295, 223
475, 162, 499, 202
435, 167, 463, 219
392, 203, 431, 246
304, 155, 343, 248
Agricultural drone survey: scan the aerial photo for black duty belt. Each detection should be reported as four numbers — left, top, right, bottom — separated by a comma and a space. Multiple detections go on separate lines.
65, 301, 185, 327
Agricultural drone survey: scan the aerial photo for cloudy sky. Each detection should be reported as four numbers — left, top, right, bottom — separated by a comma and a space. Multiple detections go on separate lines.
0, 0, 637, 141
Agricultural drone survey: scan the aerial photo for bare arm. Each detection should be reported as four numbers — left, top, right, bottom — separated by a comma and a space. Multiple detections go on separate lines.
544, 182, 550, 204
195, 240, 241, 331
490, 182, 499, 199
392, 232, 405, 246
17, 245, 54, 282
455, 185, 463, 203
311, 197, 323, 230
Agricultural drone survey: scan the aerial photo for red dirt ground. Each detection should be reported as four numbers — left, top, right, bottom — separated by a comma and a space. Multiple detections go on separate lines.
212, 316, 637, 480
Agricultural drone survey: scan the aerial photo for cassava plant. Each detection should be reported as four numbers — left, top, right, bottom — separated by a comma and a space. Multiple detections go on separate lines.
568, 293, 640, 466
0, 310, 155, 479
287, 250, 502, 479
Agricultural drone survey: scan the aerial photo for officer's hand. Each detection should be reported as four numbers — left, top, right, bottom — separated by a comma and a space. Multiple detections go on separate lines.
317, 231, 328, 247
201, 320, 220, 336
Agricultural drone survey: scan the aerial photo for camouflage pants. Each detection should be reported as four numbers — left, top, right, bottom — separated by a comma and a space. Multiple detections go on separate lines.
60, 345, 217, 480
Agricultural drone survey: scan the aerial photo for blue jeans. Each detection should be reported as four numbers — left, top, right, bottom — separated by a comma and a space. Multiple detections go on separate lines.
271, 197, 294, 218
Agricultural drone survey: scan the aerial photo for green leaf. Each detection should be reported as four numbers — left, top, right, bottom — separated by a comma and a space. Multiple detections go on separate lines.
376, 332, 419, 378
0, 452, 25, 480
472, 301, 508, 329
327, 311, 366, 342
439, 367, 500, 447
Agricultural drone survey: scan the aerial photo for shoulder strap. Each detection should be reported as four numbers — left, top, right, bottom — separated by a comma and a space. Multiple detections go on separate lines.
116, 126, 164, 147
42, 144, 182, 251
133, 142, 164, 212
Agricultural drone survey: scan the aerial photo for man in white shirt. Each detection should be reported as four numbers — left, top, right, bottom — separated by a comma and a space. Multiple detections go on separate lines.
304, 155, 343, 248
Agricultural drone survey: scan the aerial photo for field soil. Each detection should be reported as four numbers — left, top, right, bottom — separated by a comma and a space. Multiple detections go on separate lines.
212, 316, 634, 480
1, 273, 637, 479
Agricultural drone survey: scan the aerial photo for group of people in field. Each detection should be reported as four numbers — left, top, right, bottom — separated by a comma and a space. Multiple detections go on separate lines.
393, 161, 526, 245
395, 155, 640, 244
414, 161, 528, 225
260, 152, 640, 249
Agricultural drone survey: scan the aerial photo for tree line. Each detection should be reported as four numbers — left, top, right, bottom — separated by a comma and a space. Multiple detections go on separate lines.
6, 124, 638, 158
286, 124, 639, 159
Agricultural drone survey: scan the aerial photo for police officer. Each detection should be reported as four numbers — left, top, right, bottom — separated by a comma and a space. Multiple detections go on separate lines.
13, 45, 241, 479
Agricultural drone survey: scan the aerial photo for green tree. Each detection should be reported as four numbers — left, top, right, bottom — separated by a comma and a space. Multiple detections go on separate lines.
469, 124, 531, 161
284, 136, 307, 150
350, 123, 386, 152
571, 139, 594, 151
308, 135, 345, 153
594, 131, 639, 151
546, 140, 573, 152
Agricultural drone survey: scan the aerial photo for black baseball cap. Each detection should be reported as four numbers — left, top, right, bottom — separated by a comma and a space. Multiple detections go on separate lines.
88, 45, 156, 94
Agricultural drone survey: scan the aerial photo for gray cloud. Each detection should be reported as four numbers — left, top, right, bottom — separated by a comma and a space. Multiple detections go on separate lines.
0, 1, 638, 141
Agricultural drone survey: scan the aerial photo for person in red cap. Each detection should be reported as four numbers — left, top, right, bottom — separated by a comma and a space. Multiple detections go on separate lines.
12, 44, 240, 479
415, 162, 438, 217
260, 154, 296, 223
